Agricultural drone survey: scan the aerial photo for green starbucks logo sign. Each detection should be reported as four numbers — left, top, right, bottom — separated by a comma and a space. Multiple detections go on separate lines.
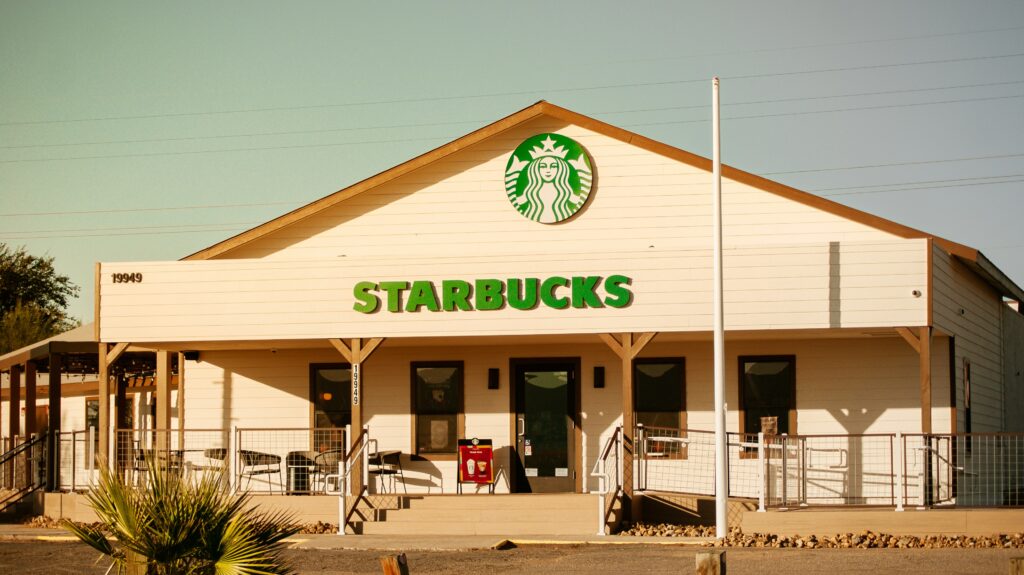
505, 134, 593, 223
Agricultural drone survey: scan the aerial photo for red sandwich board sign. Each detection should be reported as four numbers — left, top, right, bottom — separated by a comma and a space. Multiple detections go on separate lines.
457, 438, 494, 493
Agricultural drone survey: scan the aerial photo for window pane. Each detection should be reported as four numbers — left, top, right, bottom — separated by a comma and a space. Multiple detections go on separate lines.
415, 366, 460, 415
416, 414, 457, 453
86, 399, 99, 430
313, 366, 351, 429
635, 360, 684, 429
742, 358, 794, 434
414, 364, 462, 454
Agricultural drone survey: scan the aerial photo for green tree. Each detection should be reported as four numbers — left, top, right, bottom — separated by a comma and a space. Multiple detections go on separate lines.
0, 301, 60, 353
0, 243, 79, 353
65, 461, 300, 575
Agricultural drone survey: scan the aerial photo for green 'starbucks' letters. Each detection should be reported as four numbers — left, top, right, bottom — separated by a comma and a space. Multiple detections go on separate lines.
353, 275, 633, 313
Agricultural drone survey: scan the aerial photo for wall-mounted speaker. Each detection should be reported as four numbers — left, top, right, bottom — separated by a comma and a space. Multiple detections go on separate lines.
183, 351, 200, 361
488, 368, 500, 390
594, 366, 605, 388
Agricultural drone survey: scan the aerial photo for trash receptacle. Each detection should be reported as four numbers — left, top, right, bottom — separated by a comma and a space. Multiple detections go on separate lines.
286, 452, 312, 494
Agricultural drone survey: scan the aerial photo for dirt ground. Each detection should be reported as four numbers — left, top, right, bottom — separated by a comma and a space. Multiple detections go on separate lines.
2, 540, 1023, 574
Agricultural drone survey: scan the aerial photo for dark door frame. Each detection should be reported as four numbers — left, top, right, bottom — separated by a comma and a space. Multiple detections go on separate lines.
508, 357, 582, 493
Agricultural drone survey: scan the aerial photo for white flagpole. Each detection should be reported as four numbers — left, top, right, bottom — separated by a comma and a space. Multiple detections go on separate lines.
712, 76, 729, 539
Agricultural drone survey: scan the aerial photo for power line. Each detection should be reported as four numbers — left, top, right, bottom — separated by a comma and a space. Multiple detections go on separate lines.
630, 93, 1024, 127
820, 177, 1024, 196
810, 173, 1024, 193
0, 221, 261, 235
5, 79, 1023, 151
0, 227, 252, 240
763, 153, 1024, 176
0, 201, 298, 218
4, 91, 1023, 166
1, 50, 1022, 127
0, 135, 449, 164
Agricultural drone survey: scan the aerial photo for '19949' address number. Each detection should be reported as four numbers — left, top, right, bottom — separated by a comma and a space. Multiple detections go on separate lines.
112, 273, 143, 283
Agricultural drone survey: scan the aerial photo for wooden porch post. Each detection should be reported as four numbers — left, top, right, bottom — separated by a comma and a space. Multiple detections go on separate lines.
98, 342, 130, 467
896, 326, 933, 434
24, 362, 37, 436
599, 332, 657, 522
9, 364, 22, 440
328, 337, 385, 500
98, 343, 110, 467
47, 353, 62, 491
156, 351, 172, 450
177, 352, 186, 450
919, 326, 932, 434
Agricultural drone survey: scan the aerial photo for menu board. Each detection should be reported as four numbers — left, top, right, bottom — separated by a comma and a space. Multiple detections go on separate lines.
457, 438, 494, 485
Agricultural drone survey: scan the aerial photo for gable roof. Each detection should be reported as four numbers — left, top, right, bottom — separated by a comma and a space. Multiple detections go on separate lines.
182, 101, 1024, 302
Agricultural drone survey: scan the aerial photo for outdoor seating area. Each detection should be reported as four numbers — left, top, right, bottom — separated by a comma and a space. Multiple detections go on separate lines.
62, 427, 411, 496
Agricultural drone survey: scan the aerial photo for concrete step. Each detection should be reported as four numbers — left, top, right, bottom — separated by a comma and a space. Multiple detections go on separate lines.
396, 493, 595, 510
357, 518, 599, 536
352, 493, 611, 536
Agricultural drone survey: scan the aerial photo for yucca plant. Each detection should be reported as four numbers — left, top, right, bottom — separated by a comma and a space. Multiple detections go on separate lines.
64, 457, 300, 575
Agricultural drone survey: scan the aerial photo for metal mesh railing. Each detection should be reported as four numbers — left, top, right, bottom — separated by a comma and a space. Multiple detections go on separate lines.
762, 434, 896, 507
57, 429, 96, 491
236, 427, 347, 495
636, 427, 715, 495
904, 433, 1024, 508
114, 428, 229, 488
636, 429, 1024, 509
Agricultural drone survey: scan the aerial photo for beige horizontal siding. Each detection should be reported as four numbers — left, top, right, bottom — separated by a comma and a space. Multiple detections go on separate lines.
100, 239, 927, 342
932, 244, 1004, 432
213, 117, 897, 261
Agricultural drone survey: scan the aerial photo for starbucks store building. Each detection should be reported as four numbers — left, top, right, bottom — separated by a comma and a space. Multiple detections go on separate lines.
89, 101, 1024, 531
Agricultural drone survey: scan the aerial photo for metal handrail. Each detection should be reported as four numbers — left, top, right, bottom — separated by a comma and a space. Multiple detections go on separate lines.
590, 426, 622, 536
324, 425, 370, 536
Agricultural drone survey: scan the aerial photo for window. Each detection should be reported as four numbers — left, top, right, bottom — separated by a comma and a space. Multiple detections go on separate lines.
412, 362, 463, 456
86, 397, 100, 463
634, 358, 686, 429
739, 356, 795, 435
310, 364, 352, 429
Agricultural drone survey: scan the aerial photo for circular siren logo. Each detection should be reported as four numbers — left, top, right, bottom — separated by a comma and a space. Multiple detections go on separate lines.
505, 133, 593, 224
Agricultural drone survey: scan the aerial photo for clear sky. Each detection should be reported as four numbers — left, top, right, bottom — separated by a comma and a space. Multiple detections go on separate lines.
2, 1, 1023, 323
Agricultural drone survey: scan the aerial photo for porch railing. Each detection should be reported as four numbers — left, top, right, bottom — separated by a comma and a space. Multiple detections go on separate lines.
56, 429, 96, 491
0, 434, 47, 511
590, 426, 622, 536
635, 427, 1024, 509
324, 425, 370, 536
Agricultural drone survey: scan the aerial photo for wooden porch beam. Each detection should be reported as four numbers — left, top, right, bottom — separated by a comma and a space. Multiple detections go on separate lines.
328, 338, 354, 363
359, 337, 385, 363
598, 333, 625, 360
896, 327, 920, 354
630, 332, 658, 359
106, 342, 130, 366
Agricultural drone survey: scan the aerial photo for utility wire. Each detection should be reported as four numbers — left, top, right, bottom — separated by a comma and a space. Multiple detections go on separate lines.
4, 91, 1024, 165
1, 50, 1022, 127
4, 79, 1023, 151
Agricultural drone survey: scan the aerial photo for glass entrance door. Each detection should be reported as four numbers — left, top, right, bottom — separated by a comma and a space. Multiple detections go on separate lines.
513, 360, 577, 493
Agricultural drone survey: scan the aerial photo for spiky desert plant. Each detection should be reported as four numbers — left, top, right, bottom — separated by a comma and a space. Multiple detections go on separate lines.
64, 457, 300, 575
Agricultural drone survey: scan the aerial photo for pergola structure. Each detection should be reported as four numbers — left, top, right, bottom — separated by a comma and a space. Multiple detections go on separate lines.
0, 323, 175, 491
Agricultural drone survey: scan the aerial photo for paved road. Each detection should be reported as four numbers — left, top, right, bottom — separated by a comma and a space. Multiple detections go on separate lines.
2, 539, 1023, 574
